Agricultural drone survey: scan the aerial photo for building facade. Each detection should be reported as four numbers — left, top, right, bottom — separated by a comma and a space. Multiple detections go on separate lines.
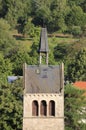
23, 28, 64, 130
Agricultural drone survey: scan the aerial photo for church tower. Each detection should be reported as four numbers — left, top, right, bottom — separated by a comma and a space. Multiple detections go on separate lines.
23, 28, 64, 130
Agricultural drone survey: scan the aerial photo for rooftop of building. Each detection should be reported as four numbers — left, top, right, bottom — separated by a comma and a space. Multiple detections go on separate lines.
23, 27, 64, 94
38, 28, 49, 53
24, 64, 64, 93
73, 81, 86, 90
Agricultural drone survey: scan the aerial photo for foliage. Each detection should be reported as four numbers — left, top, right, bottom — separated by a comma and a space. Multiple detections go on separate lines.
67, 5, 85, 26
0, 53, 12, 85
7, 46, 30, 75
23, 23, 41, 38
53, 40, 86, 82
0, 0, 86, 33
0, 79, 23, 130
0, 19, 16, 55
22, 20, 35, 37
66, 48, 86, 82
65, 84, 86, 130
5, 0, 31, 28
54, 43, 69, 62
68, 26, 82, 36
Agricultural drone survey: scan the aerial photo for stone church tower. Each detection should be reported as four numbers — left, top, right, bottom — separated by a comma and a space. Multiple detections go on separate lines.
23, 28, 64, 130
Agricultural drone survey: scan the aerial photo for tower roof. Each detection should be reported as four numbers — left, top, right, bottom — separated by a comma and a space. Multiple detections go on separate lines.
23, 64, 64, 93
38, 28, 49, 53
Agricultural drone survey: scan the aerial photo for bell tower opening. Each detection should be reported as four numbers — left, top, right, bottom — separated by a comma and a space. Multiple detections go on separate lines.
49, 100, 55, 116
32, 100, 38, 116
40, 100, 47, 116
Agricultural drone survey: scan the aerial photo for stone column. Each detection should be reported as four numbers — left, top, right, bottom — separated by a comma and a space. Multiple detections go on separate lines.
46, 53, 48, 65
39, 53, 42, 65
38, 101, 40, 116
47, 101, 49, 116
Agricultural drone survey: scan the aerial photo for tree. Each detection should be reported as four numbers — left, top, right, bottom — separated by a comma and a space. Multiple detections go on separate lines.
0, 53, 12, 85
66, 48, 86, 82
0, 0, 31, 28
81, 0, 86, 12
66, 5, 86, 28
53, 41, 86, 81
67, 0, 85, 7
7, 46, 30, 75
0, 19, 16, 55
22, 22, 41, 38
31, 0, 68, 32
31, 0, 52, 26
0, 79, 23, 130
22, 20, 35, 37
54, 43, 69, 62
49, 0, 68, 32
65, 84, 86, 130
0, 0, 8, 17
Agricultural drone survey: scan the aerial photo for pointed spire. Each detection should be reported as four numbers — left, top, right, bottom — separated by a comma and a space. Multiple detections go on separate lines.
39, 28, 49, 53
38, 28, 49, 65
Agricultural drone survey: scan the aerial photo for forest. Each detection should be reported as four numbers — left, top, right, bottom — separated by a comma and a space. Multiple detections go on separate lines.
0, 0, 86, 130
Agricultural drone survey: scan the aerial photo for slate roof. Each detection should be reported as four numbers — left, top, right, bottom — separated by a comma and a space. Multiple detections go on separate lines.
8, 76, 22, 83
23, 27, 64, 94
24, 64, 64, 93
38, 28, 49, 53
8, 76, 18, 82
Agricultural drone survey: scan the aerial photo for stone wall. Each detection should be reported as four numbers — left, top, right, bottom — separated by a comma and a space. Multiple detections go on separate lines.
23, 93, 64, 130
23, 118, 64, 130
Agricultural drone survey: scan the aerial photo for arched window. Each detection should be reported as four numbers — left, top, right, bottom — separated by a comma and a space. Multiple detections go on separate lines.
40, 100, 47, 116
49, 100, 55, 116
32, 100, 38, 116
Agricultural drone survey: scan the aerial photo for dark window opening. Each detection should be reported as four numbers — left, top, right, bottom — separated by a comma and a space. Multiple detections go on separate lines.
40, 100, 47, 116
49, 100, 55, 116
32, 100, 38, 116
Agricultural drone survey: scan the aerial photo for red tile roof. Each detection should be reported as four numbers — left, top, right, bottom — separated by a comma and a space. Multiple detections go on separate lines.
73, 81, 86, 90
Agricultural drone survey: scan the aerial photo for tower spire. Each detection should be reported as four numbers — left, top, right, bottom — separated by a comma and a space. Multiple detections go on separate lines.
38, 28, 49, 65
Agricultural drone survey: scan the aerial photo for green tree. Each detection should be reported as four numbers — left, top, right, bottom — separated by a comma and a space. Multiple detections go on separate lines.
29, 37, 39, 65
0, 19, 16, 55
7, 46, 30, 75
81, 0, 86, 12
65, 84, 86, 130
22, 20, 35, 37
53, 40, 86, 81
22, 22, 41, 38
49, 0, 68, 32
1, 0, 31, 28
0, 53, 12, 85
54, 43, 69, 62
31, 0, 51, 26
0, 0, 8, 17
66, 48, 86, 82
0, 79, 23, 130
67, 0, 85, 7
66, 5, 86, 27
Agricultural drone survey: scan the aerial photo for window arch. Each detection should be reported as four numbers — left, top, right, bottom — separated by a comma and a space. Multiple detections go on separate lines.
49, 100, 55, 116
40, 100, 47, 116
32, 100, 38, 116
